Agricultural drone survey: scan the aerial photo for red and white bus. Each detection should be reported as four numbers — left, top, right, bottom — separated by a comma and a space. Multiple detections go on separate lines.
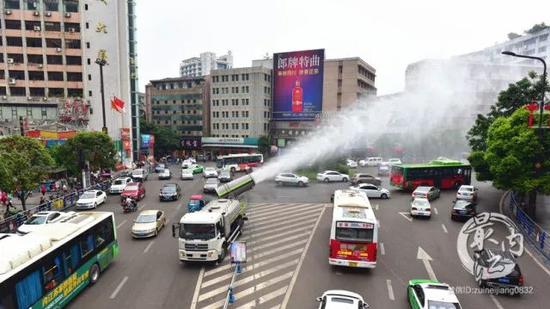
216, 153, 264, 173
329, 189, 378, 268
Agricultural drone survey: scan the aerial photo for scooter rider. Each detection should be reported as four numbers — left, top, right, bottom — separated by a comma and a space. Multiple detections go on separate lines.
124, 196, 137, 211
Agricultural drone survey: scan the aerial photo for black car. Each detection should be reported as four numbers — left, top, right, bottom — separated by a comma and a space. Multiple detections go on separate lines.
473, 249, 524, 294
451, 199, 476, 221
159, 183, 181, 201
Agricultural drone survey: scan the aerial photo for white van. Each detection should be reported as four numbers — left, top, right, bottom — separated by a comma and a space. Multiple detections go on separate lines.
366, 157, 383, 166
132, 168, 149, 181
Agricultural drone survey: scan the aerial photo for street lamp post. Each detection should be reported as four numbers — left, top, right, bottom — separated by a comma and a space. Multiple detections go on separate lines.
95, 57, 108, 134
501, 51, 547, 140
502, 51, 547, 214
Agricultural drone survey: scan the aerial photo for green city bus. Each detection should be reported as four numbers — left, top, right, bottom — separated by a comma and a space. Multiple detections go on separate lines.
390, 158, 472, 191
0, 212, 118, 309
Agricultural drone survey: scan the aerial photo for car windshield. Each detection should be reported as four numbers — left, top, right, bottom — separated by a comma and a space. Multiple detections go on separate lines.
136, 214, 156, 223
25, 215, 48, 225
206, 178, 219, 184
181, 224, 216, 240
460, 187, 473, 192
162, 186, 176, 192
81, 192, 96, 199
329, 296, 355, 304
453, 200, 471, 209
132, 170, 143, 175
163, 169, 170, 173
427, 300, 461, 309
114, 179, 124, 185
413, 199, 429, 207
206, 168, 215, 172
221, 171, 230, 176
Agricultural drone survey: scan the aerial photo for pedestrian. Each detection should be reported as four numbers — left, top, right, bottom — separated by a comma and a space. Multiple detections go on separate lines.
39, 196, 46, 205
41, 183, 47, 196
0, 191, 7, 206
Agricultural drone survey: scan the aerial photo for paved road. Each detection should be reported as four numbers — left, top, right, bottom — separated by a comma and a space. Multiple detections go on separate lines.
66, 164, 550, 308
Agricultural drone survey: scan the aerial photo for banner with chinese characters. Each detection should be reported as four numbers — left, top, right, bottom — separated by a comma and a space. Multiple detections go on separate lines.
181, 136, 202, 150
273, 49, 324, 121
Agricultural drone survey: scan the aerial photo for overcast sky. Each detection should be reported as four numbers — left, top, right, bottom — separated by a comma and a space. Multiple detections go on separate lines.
136, 0, 550, 95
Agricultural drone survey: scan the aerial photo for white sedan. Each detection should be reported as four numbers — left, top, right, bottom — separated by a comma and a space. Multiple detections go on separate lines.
456, 185, 478, 202
346, 160, 358, 168
76, 190, 107, 210
110, 177, 133, 194
203, 167, 218, 178
317, 290, 369, 309
350, 183, 391, 199
388, 158, 402, 165
410, 198, 431, 218
181, 168, 194, 180
275, 173, 309, 186
17, 211, 75, 234
317, 170, 349, 182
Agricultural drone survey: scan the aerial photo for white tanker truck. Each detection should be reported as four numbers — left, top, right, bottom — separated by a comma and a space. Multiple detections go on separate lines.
172, 175, 254, 262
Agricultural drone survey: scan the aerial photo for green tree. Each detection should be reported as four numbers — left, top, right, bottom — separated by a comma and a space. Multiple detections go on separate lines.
139, 117, 180, 157
467, 72, 548, 151
56, 132, 117, 176
0, 136, 54, 210
257, 135, 271, 157
525, 22, 549, 34
471, 109, 550, 217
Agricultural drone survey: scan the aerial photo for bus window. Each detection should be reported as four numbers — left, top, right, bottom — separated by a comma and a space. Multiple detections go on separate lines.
44, 256, 65, 292
80, 234, 94, 258
15, 270, 42, 309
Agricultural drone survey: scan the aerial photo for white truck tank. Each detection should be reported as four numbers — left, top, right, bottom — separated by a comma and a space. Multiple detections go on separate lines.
203, 199, 241, 237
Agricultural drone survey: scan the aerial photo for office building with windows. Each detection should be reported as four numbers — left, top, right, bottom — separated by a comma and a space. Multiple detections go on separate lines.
209, 66, 272, 139
0, 0, 138, 162
146, 76, 210, 139
179, 51, 233, 77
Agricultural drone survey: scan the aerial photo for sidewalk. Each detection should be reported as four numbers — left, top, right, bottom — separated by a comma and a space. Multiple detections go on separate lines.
536, 194, 550, 231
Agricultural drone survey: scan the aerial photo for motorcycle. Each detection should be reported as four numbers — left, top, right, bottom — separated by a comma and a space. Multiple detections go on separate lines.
121, 198, 138, 213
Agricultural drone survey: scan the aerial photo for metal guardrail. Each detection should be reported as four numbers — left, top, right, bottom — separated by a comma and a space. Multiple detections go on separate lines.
509, 192, 550, 261
0, 181, 111, 233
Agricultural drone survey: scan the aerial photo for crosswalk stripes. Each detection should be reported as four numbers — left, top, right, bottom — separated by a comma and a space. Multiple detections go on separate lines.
194, 203, 327, 309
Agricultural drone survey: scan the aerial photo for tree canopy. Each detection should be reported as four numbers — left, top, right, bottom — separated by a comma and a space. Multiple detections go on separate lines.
525, 22, 549, 35
0, 136, 54, 210
55, 132, 117, 176
140, 117, 180, 156
467, 72, 548, 151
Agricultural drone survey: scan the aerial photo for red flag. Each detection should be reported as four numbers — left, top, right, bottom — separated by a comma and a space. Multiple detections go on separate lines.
111, 96, 125, 113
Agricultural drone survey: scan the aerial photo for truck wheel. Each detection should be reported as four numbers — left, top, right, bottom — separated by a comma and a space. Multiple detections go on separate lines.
218, 248, 227, 263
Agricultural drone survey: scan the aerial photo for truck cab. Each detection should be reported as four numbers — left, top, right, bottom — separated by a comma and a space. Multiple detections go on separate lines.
173, 199, 245, 263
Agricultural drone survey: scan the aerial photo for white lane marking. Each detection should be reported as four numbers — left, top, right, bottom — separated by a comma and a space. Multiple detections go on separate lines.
499, 191, 550, 277
386, 279, 395, 301
204, 262, 234, 278
243, 225, 314, 244
246, 203, 305, 215
198, 270, 294, 302
201, 271, 233, 289
375, 204, 379, 210
253, 239, 308, 259
143, 241, 155, 254
258, 286, 288, 304
244, 217, 318, 239
398, 212, 413, 222
269, 305, 281, 309
236, 272, 293, 299
441, 224, 448, 234
138, 204, 146, 211
247, 231, 311, 253
434, 208, 438, 215
245, 210, 321, 233
248, 207, 323, 228
253, 249, 302, 269
490, 294, 505, 309
378, 219, 381, 228
380, 242, 386, 255
109, 276, 128, 299
248, 203, 322, 219
190, 267, 204, 309
240, 220, 315, 241
417, 247, 437, 281
281, 207, 325, 308
116, 219, 127, 229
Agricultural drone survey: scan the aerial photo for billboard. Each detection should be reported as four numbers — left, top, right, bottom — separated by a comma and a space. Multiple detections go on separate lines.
181, 136, 202, 150
273, 49, 324, 121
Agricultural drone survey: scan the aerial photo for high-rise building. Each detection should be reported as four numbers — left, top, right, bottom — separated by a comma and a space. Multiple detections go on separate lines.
179, 51, 233, 77
0, 0, 138, 162
459, 28, 550, 66
209, 66, 272, 140
146, 76, 210, 155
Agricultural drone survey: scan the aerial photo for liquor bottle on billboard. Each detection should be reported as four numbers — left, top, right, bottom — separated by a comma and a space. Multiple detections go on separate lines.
292, 80, 303, 113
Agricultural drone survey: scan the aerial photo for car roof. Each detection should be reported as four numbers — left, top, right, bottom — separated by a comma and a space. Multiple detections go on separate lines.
322, 289, 363, 300
34, 211, 61, 216
83, 190, 101, 194
453, 200, 472, 208
419, 283, 460, 303
139, 210, 160, 216
412, 198, 430, 203
322, 170, 339, 173
163, 183, 177, 187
